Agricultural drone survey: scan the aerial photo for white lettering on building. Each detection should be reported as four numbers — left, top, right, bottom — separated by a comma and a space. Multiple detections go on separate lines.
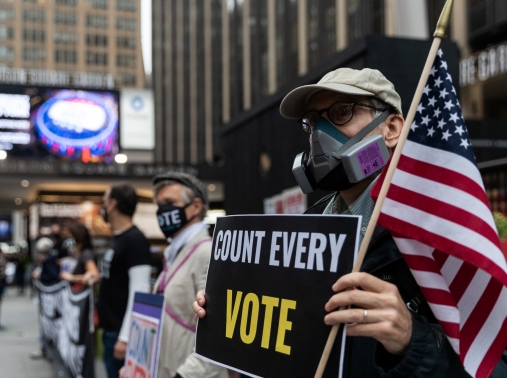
460, 42, 507, 86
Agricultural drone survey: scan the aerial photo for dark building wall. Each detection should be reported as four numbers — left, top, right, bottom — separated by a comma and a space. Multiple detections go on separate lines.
468, 119, 507, 163
468, 0, 507, 50
222, 36, 460, 215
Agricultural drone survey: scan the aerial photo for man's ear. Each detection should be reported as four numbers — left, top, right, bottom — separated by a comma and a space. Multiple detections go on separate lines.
382, 114, 404, 149
189, 197, 203, 218
109, 198, 118, 212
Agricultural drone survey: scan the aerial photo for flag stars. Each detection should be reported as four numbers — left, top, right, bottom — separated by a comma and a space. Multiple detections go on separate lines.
437, 49, 443, 57
460, 138, 470, 149
444, 99, 454, 110
409, 51, 477, 164
421, 115, 431, 126
455, 125, 465, 136
449, 113, 460, 123
441, 130, 452, 141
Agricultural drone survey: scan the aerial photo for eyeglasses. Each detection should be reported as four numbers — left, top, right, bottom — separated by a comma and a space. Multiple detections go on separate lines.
298, 101, 385, 134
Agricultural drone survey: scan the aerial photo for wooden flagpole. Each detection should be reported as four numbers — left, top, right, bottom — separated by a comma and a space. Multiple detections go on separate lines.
314, 1, 454, 376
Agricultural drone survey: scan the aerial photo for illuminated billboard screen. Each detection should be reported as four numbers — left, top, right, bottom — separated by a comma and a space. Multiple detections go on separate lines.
0, 85, 119, 163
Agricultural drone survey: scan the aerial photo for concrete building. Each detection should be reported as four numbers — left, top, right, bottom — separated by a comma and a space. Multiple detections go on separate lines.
0, 0, 144, 88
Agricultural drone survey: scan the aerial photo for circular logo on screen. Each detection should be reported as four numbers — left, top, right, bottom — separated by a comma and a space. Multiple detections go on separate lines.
35, 90, 118, 154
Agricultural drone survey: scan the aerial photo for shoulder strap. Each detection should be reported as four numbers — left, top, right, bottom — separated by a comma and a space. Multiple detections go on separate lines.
157, 237, 212, 294
160, 237, 213, 333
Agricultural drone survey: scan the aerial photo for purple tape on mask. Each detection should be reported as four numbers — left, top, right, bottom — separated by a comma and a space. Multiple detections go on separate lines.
356, 142, 385, 177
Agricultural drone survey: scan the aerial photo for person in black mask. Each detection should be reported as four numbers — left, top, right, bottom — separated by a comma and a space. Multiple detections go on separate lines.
150, 173, 228, 378
98, 182, 151, 378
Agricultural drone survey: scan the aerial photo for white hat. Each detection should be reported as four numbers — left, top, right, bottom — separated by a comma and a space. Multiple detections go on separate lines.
280, 67, 402, 118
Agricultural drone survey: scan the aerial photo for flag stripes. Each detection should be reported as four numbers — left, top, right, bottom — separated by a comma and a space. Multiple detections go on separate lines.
396, 155, 491, 209
381, 199, 506, 277
374, 49, 507, 377
387, 183, 498, 244
400, 140, 484, 189
473, 289, 507, 377
392, 236, 507, 377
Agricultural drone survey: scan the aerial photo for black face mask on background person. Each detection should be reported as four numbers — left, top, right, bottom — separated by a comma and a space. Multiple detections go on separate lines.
157, 203, 193, 238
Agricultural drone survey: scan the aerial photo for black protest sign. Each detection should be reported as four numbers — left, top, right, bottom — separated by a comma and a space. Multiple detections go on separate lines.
196, 215, 361, 378
37, 281, 95, 378
58, 286, 95, 378
38, 280, 66, 345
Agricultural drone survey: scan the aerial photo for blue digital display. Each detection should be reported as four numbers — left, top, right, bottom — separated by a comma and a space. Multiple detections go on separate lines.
34, 90, 118, 162
0, 85, 120, 163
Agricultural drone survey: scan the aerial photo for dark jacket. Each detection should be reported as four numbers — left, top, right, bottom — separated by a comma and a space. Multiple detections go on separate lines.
306, 193, 507, 377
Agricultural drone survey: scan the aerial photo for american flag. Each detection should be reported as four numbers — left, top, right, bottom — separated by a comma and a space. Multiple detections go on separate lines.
371, 49, 507, 377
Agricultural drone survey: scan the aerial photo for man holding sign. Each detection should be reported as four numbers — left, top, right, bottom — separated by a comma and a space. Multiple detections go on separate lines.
194, 67, 506, 376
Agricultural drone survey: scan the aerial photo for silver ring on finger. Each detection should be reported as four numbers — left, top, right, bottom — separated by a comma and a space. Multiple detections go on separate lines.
362, 309, 368, 324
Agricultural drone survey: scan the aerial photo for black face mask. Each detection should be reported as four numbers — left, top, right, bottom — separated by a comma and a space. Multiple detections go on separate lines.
313, 163, 356, 192
157, 203, 191, 238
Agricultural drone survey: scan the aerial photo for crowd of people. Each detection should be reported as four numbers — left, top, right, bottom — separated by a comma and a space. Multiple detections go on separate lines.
25, 176, 234, 378
7, 65, 507, 378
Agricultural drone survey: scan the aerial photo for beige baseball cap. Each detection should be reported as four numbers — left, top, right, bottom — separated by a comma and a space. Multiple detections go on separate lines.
280, 67, 402, 118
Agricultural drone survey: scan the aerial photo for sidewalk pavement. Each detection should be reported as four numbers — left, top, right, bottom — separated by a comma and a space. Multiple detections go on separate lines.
0, 287, 107, 378
0, 287, 55, 378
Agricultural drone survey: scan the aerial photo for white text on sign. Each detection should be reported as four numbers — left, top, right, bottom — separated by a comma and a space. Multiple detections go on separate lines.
213, 230, 347, 272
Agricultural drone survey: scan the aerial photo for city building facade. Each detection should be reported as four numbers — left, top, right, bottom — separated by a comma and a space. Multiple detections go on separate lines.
0, 0, 144, 88
153, 0, 488, 214
0, 0, 165, 247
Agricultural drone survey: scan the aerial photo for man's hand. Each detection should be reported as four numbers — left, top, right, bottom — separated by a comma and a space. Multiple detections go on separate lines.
119, 366, 125, 378
192, 290, 206, 318
113, 340, 127, 360
324, 272, 412, 356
